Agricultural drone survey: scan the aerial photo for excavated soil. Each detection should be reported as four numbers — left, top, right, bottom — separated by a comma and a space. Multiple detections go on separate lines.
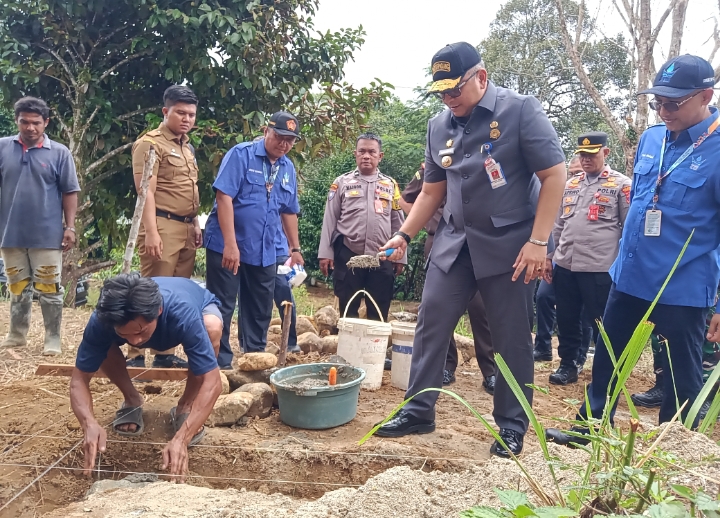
0, 300, 705, 517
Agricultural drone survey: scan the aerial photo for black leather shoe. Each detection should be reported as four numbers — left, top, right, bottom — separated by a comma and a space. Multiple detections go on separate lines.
533, 349, 553, 362
384, 358, 392, 371
483, 375, 495, 395
699, 399, 711, 421
126, 355, 146, 368
549, 364, 579, 385
375, 410, 435, 437
152, 354, 189, 369
442, 369, 456, 386
490, 428, 524, 458
630, 384, 663, 408
546, 427, 590, 447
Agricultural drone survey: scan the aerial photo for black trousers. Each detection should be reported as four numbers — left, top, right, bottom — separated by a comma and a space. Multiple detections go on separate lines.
205, 249, 276, 363
333, 240, 394, 321
554, 266, 611, 367
580, 285, 705, 425
444, 292, 496, 378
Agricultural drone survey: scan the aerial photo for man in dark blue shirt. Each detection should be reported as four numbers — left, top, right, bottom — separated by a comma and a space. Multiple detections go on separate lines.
548, 54, 720, 445
70, 274, 223, 482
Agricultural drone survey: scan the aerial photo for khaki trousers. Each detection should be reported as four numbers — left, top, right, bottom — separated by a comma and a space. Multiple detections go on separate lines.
127, 217, 196, 359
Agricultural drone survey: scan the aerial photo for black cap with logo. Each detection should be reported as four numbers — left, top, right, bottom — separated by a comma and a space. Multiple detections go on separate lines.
638, 55, 715, 99
428, 42, 482, 94
268, 111, 300, 137
574, 131, 608, 154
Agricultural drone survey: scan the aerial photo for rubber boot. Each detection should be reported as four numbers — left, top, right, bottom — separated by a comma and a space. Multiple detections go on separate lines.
2, 289, 32, 347
40, 300, 62, 356
630, 371, 664, 408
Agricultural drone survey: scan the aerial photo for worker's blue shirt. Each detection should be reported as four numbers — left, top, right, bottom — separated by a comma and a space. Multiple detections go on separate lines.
203, 140, 300, 267
75, 277, 220, 376
610, 108, 720, 309
275, 231, 289, 259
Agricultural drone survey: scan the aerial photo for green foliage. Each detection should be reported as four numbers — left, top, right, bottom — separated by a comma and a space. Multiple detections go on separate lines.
461, 489, 575, 518
479, 0, 631, 170
0, 0, 389, 283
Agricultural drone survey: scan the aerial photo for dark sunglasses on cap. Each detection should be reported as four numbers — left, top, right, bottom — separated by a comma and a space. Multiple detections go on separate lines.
648, 91, 701, 113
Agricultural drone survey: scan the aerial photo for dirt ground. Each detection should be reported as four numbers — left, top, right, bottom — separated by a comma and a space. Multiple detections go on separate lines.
0, 291, 682, 517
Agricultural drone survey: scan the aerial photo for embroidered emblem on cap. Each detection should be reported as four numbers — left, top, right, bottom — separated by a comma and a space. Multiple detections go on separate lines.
286, 120, 297, 132
661, 63, 677, 83
432, 61, 451, 74
582, 138, 590, 145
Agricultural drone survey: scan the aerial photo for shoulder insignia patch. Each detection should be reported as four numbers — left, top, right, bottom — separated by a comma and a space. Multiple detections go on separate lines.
392, 180, 401, 210
622, 185, 631, 204
328, 184, 338, 201
142, 137, 157, 145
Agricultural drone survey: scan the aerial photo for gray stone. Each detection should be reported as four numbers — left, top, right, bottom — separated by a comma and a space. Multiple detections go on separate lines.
86, 474, 157, 497
219, 371, 230, 395
297, 332, 325, 354
207, 391, 254, 427
314, 305, 339, 335
265, 341, 280, 355
391, 311, 418, 322
236, 383, 274, 418
226, 369, 275, 391
295, 316, 317, 335
454, 333, 475, 363
323, 335, 339, 354
237, 352, 277, 372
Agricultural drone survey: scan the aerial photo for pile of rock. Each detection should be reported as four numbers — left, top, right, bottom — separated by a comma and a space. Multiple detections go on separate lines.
266, 305, 340, 356
207, 353, 277, 427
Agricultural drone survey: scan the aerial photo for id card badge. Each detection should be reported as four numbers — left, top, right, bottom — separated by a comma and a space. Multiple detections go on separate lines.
374, 199, 384, 214
588, 204, 599, 221
485, 157, 507, 189
644, 209, 662, 236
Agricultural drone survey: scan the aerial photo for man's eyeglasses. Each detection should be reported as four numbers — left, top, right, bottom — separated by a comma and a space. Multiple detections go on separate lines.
431, 78, 470, 100
648, 91, 700, 112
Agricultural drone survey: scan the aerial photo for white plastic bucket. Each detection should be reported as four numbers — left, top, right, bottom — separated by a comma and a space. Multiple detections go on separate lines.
336, 290, 392, 390
390, 322, 416, 390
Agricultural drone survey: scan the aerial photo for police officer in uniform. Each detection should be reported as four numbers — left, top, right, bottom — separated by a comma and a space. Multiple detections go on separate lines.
127, 85, 202, 369
318, 133, 405, 321
400, 163, 496, 392
376, 43, 566, 457
544, 132, 630, 385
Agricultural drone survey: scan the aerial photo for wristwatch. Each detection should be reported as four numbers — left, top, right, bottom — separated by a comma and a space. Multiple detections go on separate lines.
291, 248, 302, 253
64, 227, 76, 233
392, 231, 411, 244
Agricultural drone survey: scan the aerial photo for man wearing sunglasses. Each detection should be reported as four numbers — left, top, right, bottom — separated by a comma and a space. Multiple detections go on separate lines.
376, 42, 566, 457
547, 54, 720, 446
204, 111, 303, 368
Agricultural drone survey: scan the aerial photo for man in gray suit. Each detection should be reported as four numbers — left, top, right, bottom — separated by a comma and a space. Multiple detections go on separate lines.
375, 42, 566, 457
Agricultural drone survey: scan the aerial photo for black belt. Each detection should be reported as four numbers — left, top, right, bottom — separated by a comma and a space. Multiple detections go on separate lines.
156, 209, 194, 223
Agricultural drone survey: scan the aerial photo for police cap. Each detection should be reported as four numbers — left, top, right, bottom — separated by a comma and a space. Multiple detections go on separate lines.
574, 131, 608, 154
428, 42, 481, 94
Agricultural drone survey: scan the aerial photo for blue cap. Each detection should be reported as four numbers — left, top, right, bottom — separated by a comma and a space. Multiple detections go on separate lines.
639, 54, 715, 98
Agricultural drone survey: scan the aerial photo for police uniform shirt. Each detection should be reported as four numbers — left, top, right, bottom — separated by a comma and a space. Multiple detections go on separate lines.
318, 169, 407, 264
401, 167, 443, 235
611, 108, 720, 309
132, 123, 199, 218
203, 140, 299, 268
424, 81, 566, 278
551, 166, 631, 272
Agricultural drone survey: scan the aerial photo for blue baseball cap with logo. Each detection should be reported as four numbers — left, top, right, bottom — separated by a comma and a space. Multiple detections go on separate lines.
639, 54, 715, 98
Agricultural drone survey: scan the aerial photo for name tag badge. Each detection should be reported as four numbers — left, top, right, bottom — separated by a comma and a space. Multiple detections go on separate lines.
644, 210, 662, 236
374, 199, 384, 214
485, 157, 507, 189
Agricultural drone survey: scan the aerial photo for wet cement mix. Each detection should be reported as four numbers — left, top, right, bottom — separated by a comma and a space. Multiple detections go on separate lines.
0, 301, 711, 517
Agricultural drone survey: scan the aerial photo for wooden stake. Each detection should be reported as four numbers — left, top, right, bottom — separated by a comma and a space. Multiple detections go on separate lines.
122, 147, 156, 274
278, 300, 293, 367
35, 364, 188, 381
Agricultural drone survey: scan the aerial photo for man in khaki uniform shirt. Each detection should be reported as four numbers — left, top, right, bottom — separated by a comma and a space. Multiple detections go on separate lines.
544, 132, 631, 384
127, 85, 202, 369
318, 133, 405, 321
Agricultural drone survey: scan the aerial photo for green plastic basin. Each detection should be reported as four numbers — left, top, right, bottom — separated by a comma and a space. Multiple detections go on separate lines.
269, 363, 366, 429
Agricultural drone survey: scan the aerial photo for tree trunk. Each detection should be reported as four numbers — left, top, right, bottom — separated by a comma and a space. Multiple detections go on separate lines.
668, 0, 688, 59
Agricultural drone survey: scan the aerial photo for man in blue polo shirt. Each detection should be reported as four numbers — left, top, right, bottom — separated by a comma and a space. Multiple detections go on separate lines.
0, 97, 80, 355
204, 111, 303, 367
70, 274, 223, 482
548, 54, 720, 444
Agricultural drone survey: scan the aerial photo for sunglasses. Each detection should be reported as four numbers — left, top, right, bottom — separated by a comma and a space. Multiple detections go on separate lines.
648, 91, 700, 112
431, 78, 470, 100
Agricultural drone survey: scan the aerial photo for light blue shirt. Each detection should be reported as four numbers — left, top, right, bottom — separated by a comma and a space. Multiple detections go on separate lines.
610, 108, 720, 309
204, 139, 300, 267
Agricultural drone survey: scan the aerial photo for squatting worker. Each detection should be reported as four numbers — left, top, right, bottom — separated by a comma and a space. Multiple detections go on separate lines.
318, 133, 405, 321
543, 132, 630, 386
0, 97, 80, 355
400, 162, 496, 394
71, 274, 223, 482
547, 54, 720, 446
376, 42, 566, 458
204, 111, 303, 368
127, 85, 203, 370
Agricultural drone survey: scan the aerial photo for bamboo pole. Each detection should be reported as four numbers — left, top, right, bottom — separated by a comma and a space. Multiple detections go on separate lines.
278, 300, 293, 367
122, 147, 156, 274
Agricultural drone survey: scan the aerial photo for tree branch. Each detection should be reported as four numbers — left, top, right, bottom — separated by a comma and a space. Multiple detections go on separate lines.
98, 49, 153, 82
86, 142, 133, 174
85, 167, 124, 191
78, 105, 101, 146
35, 44, 77, 87
117, 106, 158, 121
650, 0, 680, 47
